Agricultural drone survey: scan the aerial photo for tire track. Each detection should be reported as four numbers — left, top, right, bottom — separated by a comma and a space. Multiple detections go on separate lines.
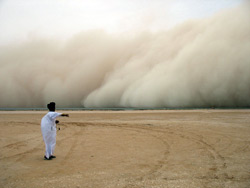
96, 122, 230, 183
73, 122, 172, 183
51, 121, 240, 186
0, 137, 42, 161
53, 123, 86, 175
2, 135, 40, 149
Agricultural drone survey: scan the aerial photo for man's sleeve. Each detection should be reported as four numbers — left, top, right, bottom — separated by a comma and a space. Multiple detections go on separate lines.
50, 112, 62, 120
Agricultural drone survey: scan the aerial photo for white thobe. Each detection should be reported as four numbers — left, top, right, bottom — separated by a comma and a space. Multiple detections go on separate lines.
41, 112, 62, 159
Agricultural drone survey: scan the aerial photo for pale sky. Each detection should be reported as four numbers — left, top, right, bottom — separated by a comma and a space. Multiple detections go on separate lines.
0, 0, 245, 44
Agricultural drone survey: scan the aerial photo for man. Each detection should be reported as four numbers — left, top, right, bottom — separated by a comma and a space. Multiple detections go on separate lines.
41, 102, 69, 160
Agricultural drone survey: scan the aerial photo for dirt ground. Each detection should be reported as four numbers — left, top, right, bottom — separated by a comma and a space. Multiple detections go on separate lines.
0, 110, 250, 188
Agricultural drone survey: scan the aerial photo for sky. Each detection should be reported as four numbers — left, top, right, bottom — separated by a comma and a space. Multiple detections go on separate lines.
0, 0, 245, 45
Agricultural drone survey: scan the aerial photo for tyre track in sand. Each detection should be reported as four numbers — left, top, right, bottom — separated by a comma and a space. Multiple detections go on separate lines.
52, 121, 172, 183
0, 135, 42, 161
48, 120, 241, 187
52, 122, 87, 175
86, 122, 234, 186
171, 128, 229, 183
69, 122, 172, 185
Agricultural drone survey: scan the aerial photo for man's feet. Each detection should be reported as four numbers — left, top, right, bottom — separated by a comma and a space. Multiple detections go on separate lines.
44, 156, 51, 160
50, 155, 56, 159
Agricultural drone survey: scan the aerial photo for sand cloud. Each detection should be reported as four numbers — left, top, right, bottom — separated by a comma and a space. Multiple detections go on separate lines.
0, 4, 249, 108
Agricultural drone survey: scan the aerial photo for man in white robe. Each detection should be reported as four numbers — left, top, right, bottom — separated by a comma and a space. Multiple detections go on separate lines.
41, 102, 69, 160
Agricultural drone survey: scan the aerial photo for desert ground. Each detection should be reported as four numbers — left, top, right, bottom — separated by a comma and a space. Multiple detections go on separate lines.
0, 110, 250, 188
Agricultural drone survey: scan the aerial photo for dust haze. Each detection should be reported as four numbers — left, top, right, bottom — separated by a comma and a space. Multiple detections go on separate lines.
0, 4, 250, 108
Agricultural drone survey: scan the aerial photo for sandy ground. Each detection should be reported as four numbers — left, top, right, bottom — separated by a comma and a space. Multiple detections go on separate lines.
0, 110, 250, 188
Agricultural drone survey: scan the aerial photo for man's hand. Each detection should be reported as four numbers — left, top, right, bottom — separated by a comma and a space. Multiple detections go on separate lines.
55, 120, 59, 124
61, 114, 69, 117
